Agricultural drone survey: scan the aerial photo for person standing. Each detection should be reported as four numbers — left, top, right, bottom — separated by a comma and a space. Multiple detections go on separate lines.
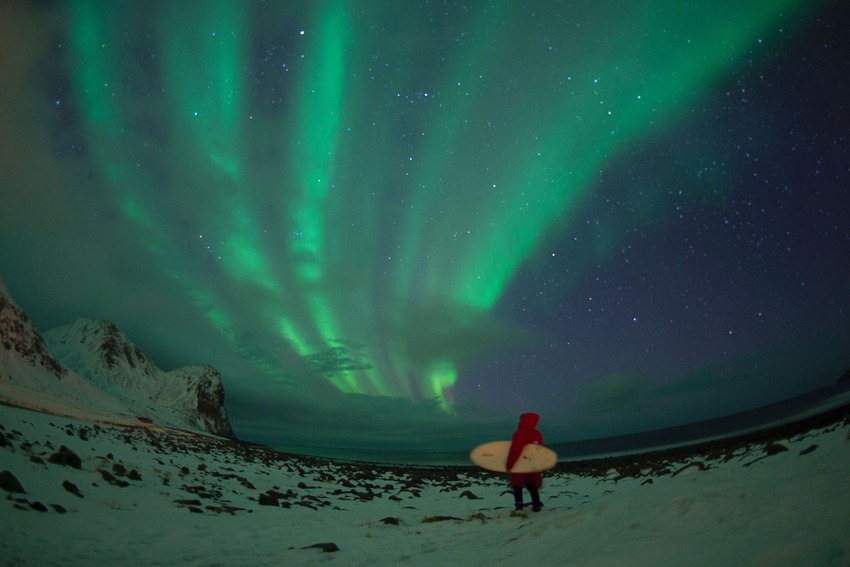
506, 412, 544, 512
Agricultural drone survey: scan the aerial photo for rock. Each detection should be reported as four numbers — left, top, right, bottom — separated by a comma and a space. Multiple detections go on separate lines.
799, 444, 818, 455
671, 461, 707, 477
764, 443, 789, 456
421, 515, 464, 523
99, 469, 130, 487
303, 542, 340, 553
458, 490, 479, 499
48, 445, 82, 469
63, 480, 83, 498
0, 470, 26, 493
0, 291, 66, 378
380, 516, 400, 525
258, 493, 280, 506
29, 501, 48, 512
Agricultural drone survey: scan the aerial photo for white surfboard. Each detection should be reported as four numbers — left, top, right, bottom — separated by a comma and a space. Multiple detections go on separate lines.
470, 440, 557, 473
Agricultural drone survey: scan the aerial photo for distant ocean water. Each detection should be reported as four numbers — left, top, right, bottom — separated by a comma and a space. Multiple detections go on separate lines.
270, 382, 850, 467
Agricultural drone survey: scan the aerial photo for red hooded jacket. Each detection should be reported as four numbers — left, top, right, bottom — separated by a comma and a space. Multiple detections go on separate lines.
506, 412, 544, 488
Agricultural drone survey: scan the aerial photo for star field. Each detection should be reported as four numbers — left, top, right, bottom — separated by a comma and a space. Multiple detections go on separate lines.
0, 0, 848, 453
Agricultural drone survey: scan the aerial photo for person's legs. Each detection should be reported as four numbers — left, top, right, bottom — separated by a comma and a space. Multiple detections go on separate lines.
526, 482, 542, 511
512, 486, 524, 510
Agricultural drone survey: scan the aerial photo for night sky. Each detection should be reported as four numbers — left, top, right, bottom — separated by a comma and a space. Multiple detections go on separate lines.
1, 0, 848, 455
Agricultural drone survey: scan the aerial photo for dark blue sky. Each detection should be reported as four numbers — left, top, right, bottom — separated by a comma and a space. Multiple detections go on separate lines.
0, 0, 848, 454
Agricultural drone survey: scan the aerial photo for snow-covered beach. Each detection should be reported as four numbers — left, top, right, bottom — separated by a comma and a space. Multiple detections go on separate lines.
2, 401, 849, 566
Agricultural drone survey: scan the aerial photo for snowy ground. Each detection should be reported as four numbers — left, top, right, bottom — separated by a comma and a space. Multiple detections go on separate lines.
2, 402, 849, 567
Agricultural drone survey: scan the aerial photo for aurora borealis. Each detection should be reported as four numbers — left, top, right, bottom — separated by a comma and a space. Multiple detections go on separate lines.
1, 0, 848, 455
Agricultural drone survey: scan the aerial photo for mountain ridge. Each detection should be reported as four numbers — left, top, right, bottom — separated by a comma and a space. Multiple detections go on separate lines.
0, 285, 235, 439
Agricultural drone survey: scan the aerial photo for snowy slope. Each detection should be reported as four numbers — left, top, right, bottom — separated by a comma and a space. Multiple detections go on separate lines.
0, 287, 233, 438
1, 401, 848, 566
0, 289, 133, 421
43, 319, 234, 438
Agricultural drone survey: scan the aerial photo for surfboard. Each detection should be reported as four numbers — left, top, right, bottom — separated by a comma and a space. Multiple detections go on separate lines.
469, 441, 557, 473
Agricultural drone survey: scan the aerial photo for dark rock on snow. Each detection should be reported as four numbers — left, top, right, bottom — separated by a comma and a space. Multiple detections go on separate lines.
62, 479, 83, 498
303, 542, 340, 553
0, 470, 26, 493
48, 445, 82, 469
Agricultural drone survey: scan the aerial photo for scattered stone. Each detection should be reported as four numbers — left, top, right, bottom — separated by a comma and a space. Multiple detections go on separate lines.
380, 516, 400, 525
50, 504, 67, 514
458, 490, 479, 499
205, 504, 246, 515
29, 455, 44, 465
48, 445, 82, 469
421, 515, 464, 523
258, 493, 279, 506
671, 462, 707, 477
98, 469, 130, 488
127, 469, 142, 481
29, 501, 48, 512
303, 542, 340, 553
0, 470, 26, 494
799, 444, 819, 455
764, 443, 789, 456
63, 480, 83, 498
181, 484, 221, 499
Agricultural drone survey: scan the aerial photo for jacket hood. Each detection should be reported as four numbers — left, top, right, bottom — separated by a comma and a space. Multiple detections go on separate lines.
518, 412, 540, 429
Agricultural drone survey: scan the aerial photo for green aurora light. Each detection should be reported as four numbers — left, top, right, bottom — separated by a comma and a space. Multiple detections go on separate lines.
65, 0, 820, 411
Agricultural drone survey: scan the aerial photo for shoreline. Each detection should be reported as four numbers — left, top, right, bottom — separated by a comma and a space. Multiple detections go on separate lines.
5, 394, 850, 479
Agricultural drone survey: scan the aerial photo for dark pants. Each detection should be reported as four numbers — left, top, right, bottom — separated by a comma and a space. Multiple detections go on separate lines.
512, 482, 541, 509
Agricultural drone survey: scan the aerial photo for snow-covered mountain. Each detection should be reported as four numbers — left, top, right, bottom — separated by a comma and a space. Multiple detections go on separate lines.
0, 287, 132, 420
0, 286, 65, 380
43, 318, 234, 438
0, 285, 234, 439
